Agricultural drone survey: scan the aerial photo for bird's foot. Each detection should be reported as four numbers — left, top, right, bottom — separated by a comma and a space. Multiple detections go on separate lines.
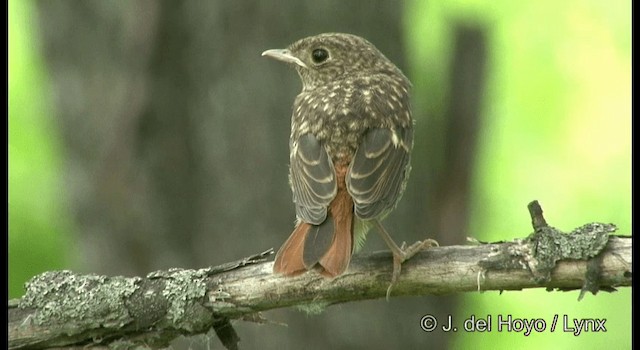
386, 239, 439, 300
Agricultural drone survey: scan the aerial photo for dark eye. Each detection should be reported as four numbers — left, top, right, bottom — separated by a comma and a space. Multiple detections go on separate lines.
311, 48, 329, 63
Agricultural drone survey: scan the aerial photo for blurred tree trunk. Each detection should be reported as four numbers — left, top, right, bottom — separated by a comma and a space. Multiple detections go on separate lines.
414, 24, 487, 245
408, 22, 488, 350
35, 1, 485, 349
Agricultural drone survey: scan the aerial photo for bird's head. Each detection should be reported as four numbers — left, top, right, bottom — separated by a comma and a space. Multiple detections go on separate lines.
262, 33, 403, 91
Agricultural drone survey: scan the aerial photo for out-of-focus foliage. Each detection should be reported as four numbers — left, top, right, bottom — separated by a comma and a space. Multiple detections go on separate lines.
9, 0, 74, 298
406, 0, 630, 349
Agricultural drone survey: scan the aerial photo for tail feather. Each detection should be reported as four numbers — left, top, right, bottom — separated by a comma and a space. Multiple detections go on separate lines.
274, 178, 354, 277
273, 222, 309, 276
318, 187, 353, 277
303, 219, 335, 269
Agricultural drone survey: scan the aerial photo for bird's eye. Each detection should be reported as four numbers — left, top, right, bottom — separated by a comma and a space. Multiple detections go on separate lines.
311, 48, 329, 63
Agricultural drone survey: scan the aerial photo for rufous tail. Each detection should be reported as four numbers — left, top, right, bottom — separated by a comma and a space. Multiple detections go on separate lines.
273, 186, 354, 277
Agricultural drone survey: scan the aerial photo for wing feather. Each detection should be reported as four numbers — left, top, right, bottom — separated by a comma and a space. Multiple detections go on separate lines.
290, 133, 337, 224
346, 127, 412, 219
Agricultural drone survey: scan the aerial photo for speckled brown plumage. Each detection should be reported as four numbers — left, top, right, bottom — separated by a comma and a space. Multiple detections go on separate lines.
264, 33, 433, 286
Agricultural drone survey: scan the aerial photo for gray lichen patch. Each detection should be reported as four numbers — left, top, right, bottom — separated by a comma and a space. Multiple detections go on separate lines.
19, 270, 140, 333
528, 222, 614, 282
479, 222, 616, 286
147, 268, 212, 332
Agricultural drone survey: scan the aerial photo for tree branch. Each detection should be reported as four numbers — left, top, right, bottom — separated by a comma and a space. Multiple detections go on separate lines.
8, 204, 632, 349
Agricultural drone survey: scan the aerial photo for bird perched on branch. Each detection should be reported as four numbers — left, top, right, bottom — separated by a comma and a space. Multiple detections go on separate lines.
263, 33, 435, 293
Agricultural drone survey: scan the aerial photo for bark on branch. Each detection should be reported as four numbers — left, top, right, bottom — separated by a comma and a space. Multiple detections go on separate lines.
8, 203, 632, 349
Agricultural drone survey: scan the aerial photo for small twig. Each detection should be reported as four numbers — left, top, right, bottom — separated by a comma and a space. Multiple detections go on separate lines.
528, 200, 548, 230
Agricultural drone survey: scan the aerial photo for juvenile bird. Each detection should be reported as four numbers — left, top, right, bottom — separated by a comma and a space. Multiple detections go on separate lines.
263, 33, 435, 290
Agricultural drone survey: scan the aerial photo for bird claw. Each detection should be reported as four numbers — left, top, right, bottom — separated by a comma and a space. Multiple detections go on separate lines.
402, 239, 439, 260
386, 238, 439, 300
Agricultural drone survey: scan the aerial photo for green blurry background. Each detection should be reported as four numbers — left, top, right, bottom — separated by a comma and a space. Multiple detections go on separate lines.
9, 0, 630, 349
9, 0, 75, 297
407, 2, 631, 349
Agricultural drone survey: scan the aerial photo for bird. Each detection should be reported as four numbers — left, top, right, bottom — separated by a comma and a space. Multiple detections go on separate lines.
262, 33, 435, 292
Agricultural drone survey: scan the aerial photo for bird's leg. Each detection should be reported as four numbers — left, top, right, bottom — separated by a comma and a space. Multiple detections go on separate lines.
373, 220, 438, 299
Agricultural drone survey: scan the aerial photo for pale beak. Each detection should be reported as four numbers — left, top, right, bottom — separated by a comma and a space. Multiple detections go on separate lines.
261, 49, 308, 68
